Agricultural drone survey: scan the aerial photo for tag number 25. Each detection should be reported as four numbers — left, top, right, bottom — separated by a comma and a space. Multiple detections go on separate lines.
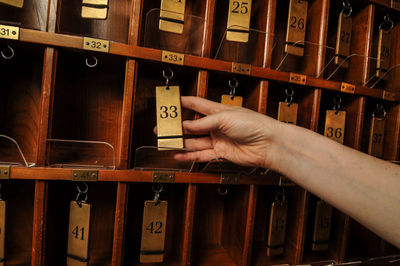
160, 105, 178, 119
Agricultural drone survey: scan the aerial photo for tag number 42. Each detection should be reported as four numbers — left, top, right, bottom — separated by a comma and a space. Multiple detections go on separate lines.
146, 221, 163, 234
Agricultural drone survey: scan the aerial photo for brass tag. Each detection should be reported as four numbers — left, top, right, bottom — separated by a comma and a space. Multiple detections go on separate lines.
376, 29, 391, 79
221, 95, 243, 106
72, 170, 98, 182
0, 166, 10, 180
81, 7, 108, 19
0, 200, 6, 265
267, 200, 288, 256
0, 24, 19, 40
83, 37, 110, 53
140, 201, 168, 263
220, 173, 240, 184
82, 0, 108, 4
156, 86, 183, 149
324, 110, 346, 144
335, 12, 352, 68
226, 0, 252, 42
368, 118, 385, 158
159, 0, 186, 34
383, 90, 395, 101
278, 102, 298, 125
0, 0, 23, 7
391, 0, 400, 11
232, 62, 251, 75
285, 0, 308, 56
152, 172, 175, 183
289, 73, 307, 85
312, 200, 332, 251
67, 202, 91, 265
340, 82, 355, 94
161, 51, 184, 65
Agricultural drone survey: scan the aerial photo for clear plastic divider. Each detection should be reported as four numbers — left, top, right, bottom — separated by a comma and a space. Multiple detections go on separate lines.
0, 134, 34, 167
200, 158, 257, 176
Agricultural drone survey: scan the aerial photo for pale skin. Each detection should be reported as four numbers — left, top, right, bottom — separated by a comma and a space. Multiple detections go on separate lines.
175, 96, 400, 248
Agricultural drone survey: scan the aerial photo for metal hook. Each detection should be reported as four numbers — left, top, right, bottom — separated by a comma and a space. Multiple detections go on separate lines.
75, 182, 89, 207
333, 95, 342, 113
1, 45, 14, 60
275, 177, 286, 202
341, 0, 352, 17
85, 55, 98, 68
152, 184, 163, 205
379, 14, 394, 33
218, 185, 228, 196
229, 77, 238, 99
285, 87, 295, 106
163, 68, 174, 87
372, 103, 387, 119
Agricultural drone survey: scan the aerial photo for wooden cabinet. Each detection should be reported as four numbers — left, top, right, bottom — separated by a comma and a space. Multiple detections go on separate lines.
0, 0, 399, 265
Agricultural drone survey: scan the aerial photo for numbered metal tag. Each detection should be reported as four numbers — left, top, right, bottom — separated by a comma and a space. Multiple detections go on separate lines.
368, 118, 385, 158
0, 200, 6, 266
376, 29, 391, 80
140, 200, 168, 263
156, 86, 183, 149
267, 200, 288, 256
81, 0, 108, 19
312, 200, 332, 251
159, 0, 186, 34
324, 110, 346, 144
335, 12, 352, 68
221, 95, 243, 106
285, 0, 308, 56
67, 201, 91, 266
227, 0, 252, 42
0, 0, 23, 7
0, 24, 19, 40
278, 102, 298, 125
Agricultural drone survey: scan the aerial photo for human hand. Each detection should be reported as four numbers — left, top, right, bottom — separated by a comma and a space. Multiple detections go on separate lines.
175, 96, 283, 169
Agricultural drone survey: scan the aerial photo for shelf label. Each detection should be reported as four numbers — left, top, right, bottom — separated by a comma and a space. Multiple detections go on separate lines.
267, 200, 288, 256
67, 201, 91, 265
221, 173, 240, 184
383, 90, 395, 101
0, 166, 10, 180
312, 200, 332, 251
285, 0, 308, 56
152, 172, 175, 183
340, 82, 355, 94
289, 73, 306, 85
0, 0, 23, 8
156, 86, 183, 149
0, 24, 19, 40
161, 50, 184, 65
72, 170, 98, 182
232, 62, 251, 75
376, 29, 391, 80
391, 0, 400, 11
140, 201, 168, 263
278, 102, 298, 125
335, 12, 352, 68
324, 110, 346, 144
0, 200, 5, 265
226, 0, 252, 42
83, 37, 109, 53
159, 0, 186, 34
368, 117, 385, 158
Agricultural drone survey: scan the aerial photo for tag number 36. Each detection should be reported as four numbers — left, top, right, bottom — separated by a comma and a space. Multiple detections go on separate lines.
160, 105, 178, 119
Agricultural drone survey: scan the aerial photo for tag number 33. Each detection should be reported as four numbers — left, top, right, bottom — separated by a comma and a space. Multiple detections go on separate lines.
160, 105, 178, 119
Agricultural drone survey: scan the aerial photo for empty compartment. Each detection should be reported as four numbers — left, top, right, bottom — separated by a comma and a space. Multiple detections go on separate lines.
323, 2, 374, 85
141, 0, 206, 55
57, 0, 131, 43
0, 0, 49, 30
0, 42, 44, 165
270, 0, 329, 77
43, 181, 117, 266
212, 0, 273, 66
47, 49, 125, 169
130, 62, 200, 169
191, 184, 251, 265
1, 180, 35, 264
124, 183, 187, 265
252, 185, 307, 265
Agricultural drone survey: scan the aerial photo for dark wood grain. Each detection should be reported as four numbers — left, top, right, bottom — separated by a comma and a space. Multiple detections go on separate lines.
31, 180, 48, 265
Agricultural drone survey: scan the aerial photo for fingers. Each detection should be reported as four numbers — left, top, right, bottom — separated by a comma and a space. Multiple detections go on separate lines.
182, 115, 220, 135
184, 137, 213, 151
181, 96, 230, 115
174, 149, 217, 163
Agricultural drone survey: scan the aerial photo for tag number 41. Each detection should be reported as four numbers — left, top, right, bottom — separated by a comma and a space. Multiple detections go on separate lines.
72, 226, 85, 240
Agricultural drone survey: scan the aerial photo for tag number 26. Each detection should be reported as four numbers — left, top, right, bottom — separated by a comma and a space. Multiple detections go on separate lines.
160, 105, 178, 119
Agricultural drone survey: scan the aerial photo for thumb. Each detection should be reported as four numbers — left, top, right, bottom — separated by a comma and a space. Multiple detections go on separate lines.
183, 114, 221, 135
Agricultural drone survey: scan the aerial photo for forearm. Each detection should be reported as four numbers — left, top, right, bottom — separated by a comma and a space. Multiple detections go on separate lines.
269, 122, 400, 247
